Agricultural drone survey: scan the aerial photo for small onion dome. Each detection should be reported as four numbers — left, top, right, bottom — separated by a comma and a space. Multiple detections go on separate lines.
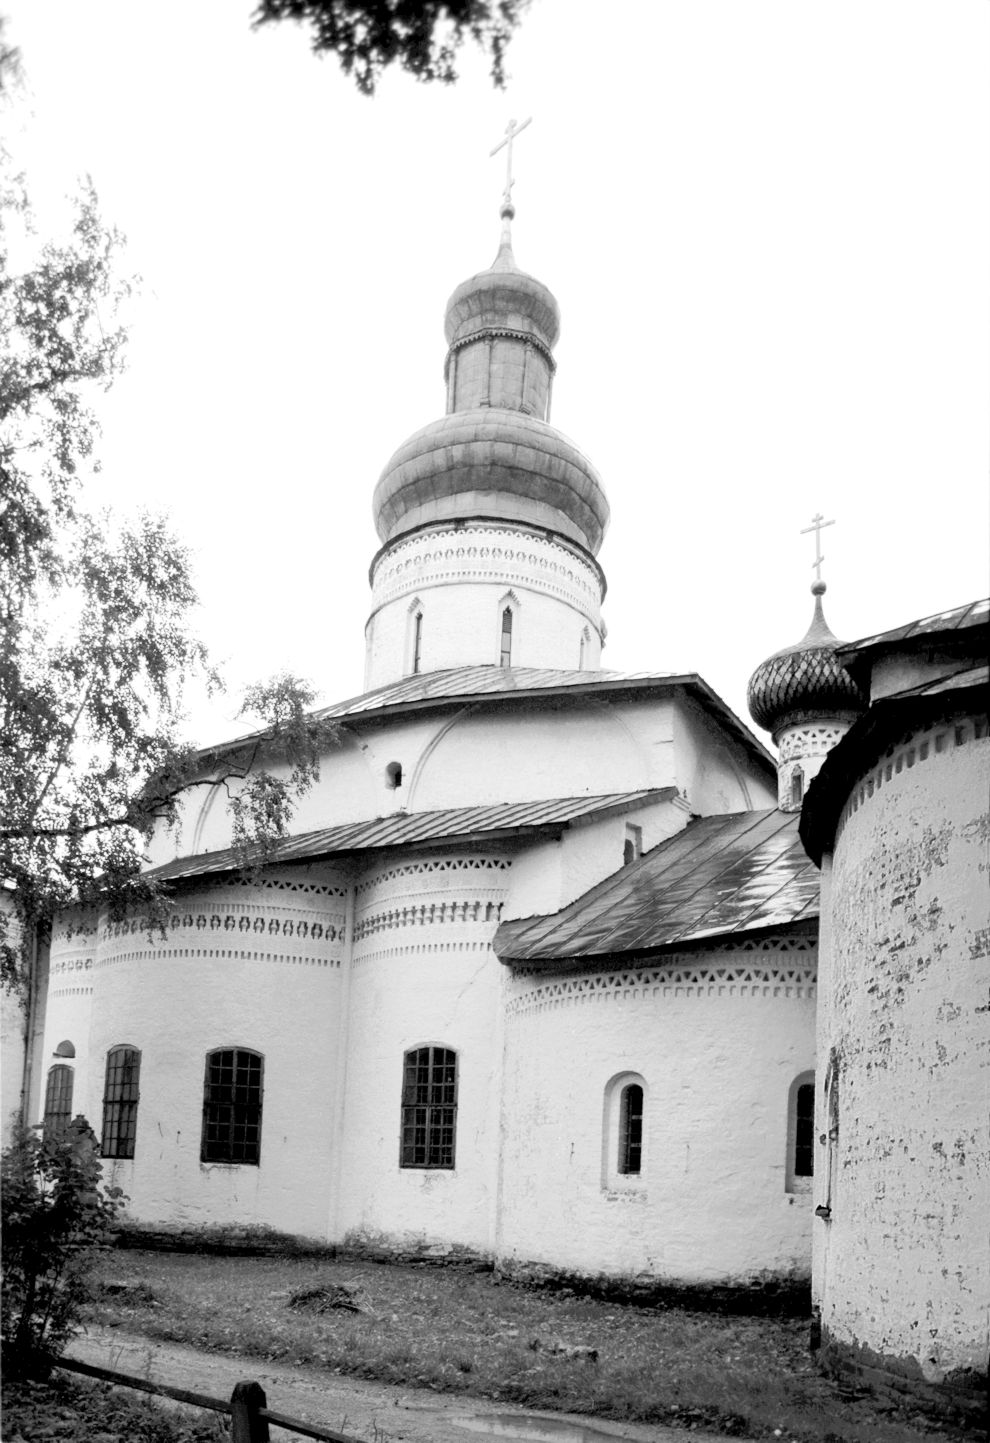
372, 407, 610, 554
747, 582, 867, 737
444, 202, 560, 353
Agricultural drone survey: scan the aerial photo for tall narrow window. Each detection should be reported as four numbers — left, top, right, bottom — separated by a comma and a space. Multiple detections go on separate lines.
43, 1064, 73, 1139
101, 1046, 141, 1159
499, 607, 513, 667
412, 612, 424, 674
794, 1083, 815, 1178
618, 1083, 643, 1174
201, 1048, 263, 1165
790, 771, 804, 806
400, 1046, 457, 1169
623, 824, 642, 866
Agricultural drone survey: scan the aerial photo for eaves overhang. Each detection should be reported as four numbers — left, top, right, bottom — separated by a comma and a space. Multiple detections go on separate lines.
799, 675, 989, 868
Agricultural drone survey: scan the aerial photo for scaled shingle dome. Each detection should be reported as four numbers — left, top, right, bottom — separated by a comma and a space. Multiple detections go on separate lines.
747, 583, 867, 737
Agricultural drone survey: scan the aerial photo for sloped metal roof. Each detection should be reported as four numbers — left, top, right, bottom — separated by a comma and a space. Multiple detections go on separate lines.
838, 597, 989, 658
311, 666, 678, 719
494, 808, 819, 963
144, 789, 673, 886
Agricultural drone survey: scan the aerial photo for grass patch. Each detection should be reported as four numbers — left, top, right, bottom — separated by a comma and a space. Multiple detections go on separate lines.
85, 1251, 977, 1442
1, 1374, 227, 1442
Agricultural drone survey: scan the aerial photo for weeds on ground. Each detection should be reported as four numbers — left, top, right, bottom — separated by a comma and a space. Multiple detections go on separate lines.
85, 1252, 976, 1442
1, 1374, 228, 1442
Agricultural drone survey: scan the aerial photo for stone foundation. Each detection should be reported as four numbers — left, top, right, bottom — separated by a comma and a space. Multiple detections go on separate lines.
496, 1259, 811, 1316
819, 1329, 987, 1427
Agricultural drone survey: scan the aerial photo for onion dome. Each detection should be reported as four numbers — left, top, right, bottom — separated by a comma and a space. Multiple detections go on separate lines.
444, 203, 560, 353
372, 199, 610, 557
747, 582, 867, 738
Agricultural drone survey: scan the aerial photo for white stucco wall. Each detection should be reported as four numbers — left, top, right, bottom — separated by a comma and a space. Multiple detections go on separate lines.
671, 696, 776, 816
334, 850, 511, 1253
365, 524, 604, 689
37, 911, 98, 1136
74, 867, 350, 1239
498, 936, 817, 1283
813, 713, 990, 1385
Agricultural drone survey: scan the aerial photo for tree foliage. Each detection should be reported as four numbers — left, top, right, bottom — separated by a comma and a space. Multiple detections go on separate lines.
252, 0, 528, 94
0, 50, 339, 993
1, 1117, 124, 1375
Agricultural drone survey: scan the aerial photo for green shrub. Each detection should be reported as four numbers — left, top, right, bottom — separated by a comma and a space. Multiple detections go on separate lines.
1, 1117, 125, 1375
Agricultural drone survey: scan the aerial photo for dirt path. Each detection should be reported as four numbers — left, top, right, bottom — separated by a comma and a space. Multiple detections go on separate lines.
65, 1326, 732, 1443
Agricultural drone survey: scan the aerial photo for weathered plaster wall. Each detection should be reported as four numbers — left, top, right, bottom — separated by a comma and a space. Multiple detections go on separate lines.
87, 867, 349, 1239
498, 936, 817, 1283
670, 696, 776, 816
335, 850, 511, 1253
502, 795, 691, 922
365, 524, 603, 689
813, 714, 990, 1394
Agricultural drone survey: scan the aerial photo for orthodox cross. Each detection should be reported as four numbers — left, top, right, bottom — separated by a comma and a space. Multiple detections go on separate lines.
800, 512, 836, 583
490, 116, 532, 206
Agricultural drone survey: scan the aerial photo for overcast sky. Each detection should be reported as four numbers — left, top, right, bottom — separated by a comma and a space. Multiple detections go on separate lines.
6, 0, 989, 749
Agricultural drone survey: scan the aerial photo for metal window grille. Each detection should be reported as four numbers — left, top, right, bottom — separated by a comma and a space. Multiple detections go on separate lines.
43, 1064, 73, 1139
101, 1046, 141, 1159
201, 1049, 263, 1165
499, 608, 513, 667
618, 1083, 643, 1174
400, 1046, 457, 1168
794, 1082, 815, 1177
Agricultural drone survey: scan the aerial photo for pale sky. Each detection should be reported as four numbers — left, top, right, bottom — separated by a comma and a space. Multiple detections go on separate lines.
6, 0, 989, 749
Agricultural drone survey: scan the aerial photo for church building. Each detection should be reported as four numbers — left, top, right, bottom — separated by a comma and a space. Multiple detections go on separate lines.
12, 176, 988, 1418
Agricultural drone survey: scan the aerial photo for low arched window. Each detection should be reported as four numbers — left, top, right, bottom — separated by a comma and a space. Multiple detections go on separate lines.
386, 761, 403, 789
400, 1045, 457, 1169
43, 1064, 73, 1140
101, 1046, 141, 1159
201, 1048, 263, 1165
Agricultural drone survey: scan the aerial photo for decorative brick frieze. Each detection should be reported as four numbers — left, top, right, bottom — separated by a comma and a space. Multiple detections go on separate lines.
835, 714, 988, 849
507, 945, 817, 1018
370, 525, 602, 620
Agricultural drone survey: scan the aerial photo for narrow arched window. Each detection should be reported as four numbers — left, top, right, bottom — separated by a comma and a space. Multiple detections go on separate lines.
794, 1083, 815, 1177
618, 1083, 643, 1174
412, 612, 424, 674
386, 761, 403, 789
101, 1046, 141, 1159
43, 1064, 73, 1140
790, 771, 804, 806
499, 607, 513, 667
400, 1046, 457, 1169
201, 1048, 263, 1165
786, 1070, 815, 1192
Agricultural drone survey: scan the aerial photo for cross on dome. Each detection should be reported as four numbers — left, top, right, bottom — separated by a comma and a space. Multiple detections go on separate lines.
800, 512, 835, 589
490, 116, 532, 211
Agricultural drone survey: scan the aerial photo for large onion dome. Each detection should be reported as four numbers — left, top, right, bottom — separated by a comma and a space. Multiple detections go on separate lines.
747, 581, 867, 738
371, 199, 609, 558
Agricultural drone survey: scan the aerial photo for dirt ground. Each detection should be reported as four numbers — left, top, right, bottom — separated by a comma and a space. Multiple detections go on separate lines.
64, 1325, 732, 1443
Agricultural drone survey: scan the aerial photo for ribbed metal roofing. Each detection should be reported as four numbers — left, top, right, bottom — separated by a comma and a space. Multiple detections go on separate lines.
144, 789, 672, 886
838, 596, 988, 656
494, 809, 819, 963
197, 668, 776, 780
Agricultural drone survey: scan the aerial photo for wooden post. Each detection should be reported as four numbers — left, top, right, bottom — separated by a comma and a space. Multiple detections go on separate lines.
230, 1380, 270, 1443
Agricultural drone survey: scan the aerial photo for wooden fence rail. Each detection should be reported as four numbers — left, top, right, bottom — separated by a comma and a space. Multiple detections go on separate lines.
51, 1353, 367, 1443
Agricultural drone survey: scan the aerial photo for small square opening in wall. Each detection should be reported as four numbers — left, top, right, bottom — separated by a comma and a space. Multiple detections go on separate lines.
386, 762, 403, 789
623, 824, 642, 866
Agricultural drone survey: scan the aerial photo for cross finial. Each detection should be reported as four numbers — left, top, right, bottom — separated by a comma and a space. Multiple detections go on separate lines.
800, 512, 836, 585
490, 117, 532, 210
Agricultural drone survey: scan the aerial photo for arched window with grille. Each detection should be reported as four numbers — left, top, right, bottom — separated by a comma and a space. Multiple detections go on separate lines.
201, 1048, 263, 1165
499, 607, 513, 667
786, 1070, 815, 1193
43, 1064, 73, 1140
400, 1045, 457, 1169
602, 1071, 647, 1188
101, 1046, 141, 1159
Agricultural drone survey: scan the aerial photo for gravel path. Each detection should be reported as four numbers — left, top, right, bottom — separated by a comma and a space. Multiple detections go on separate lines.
65, 1327, 732, 1443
